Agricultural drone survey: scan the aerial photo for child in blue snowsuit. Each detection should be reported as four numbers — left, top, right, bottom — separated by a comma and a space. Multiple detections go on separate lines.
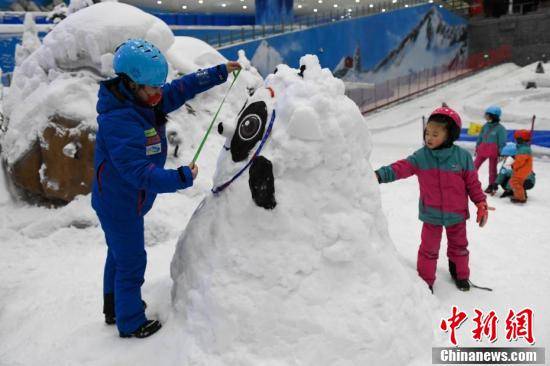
92, 39, 241, 338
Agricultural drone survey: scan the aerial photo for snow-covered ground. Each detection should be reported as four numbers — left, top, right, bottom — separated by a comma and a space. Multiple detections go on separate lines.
1, 62, 548, 365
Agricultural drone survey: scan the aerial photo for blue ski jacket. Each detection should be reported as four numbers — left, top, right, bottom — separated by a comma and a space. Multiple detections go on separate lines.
92, 64, 228, 220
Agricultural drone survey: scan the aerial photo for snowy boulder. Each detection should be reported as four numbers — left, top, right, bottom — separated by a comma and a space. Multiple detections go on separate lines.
0, 2, 173, 203
8, 115, 95, 203
171, 55, 434, 365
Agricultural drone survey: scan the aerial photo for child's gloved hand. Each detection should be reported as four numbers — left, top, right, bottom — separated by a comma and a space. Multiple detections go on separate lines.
475, 201, 495, 227
375, 171, 381, 184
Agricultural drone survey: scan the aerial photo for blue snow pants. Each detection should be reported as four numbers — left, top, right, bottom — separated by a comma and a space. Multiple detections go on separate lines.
98, 214, 147, 334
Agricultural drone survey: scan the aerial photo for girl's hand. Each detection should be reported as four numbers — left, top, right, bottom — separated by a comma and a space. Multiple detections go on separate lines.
226, 61, 242, 73
189, 163, 199, 179
475, 201, 495, 227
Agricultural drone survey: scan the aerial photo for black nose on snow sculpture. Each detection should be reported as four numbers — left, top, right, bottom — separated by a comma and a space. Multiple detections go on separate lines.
230, 101, 268, 162
249, 155, 276, 209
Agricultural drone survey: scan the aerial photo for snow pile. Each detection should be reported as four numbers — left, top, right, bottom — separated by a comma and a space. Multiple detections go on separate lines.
171, 55, 435, 365
14, 14, 42, 67
1, 2, 174, 165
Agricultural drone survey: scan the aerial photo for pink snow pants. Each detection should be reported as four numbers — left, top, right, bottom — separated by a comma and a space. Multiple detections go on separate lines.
417, 222, 469, 286
474, 154, 498, 186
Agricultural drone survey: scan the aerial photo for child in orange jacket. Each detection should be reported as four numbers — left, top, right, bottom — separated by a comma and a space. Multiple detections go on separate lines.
510, 130, 533, 203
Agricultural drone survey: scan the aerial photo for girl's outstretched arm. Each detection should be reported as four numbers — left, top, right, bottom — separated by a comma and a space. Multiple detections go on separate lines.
375, 155, 418, 184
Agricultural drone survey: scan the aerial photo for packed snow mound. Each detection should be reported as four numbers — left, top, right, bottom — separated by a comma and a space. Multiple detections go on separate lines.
1, 2, 173, 165
167, 37, 227, 75
171, 55, 434, 365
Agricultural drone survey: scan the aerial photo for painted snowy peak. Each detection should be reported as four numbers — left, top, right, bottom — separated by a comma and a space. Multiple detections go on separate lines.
340, 7, 467, 82
170, 55, 434, 365
1, 2, 173, 165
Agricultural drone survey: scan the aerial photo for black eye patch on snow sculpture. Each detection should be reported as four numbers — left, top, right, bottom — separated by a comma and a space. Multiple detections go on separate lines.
230, 101, 267, 162
249, 155, 276, 210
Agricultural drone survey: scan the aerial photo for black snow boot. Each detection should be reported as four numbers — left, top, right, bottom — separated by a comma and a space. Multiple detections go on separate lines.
500, 190, 513, 198
119, 320, 162, 339
484, 184, 498, 195
448, 260, 457, 280
103, 293, 147, 325
455, 279, 470, 291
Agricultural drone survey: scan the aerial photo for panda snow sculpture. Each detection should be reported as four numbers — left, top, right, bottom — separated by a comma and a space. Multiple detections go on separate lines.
170, 55, 434, 366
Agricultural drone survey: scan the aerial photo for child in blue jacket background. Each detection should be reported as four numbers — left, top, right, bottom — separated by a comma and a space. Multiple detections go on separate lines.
92, 39, 241, 338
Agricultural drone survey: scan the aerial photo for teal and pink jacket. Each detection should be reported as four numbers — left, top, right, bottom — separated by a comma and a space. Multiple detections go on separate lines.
376, 145, 486, 227
476, 121, 507, 158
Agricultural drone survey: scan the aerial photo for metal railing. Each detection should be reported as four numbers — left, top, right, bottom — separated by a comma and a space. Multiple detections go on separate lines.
350, 45, 513, 114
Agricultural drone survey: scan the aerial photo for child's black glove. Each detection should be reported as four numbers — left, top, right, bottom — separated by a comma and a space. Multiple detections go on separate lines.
375, 171, 381, 184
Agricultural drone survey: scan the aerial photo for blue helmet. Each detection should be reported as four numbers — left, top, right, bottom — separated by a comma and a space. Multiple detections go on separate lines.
501, 142, 517, 157
113, 39, 168, 87
485, 105, 502, 118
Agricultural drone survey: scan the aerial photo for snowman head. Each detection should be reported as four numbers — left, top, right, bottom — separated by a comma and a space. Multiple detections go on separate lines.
213, 55, 361, 211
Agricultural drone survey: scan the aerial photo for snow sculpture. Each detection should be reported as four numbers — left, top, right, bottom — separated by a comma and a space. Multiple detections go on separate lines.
171, 55, 434, 365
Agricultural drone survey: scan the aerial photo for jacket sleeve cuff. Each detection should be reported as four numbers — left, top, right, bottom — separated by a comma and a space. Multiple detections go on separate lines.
214, 63, 229, 83
177, 166, 194, 188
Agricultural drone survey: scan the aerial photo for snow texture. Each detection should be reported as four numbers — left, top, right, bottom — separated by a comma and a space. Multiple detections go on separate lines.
170, 54, 435, 366
14, 13, 42, 67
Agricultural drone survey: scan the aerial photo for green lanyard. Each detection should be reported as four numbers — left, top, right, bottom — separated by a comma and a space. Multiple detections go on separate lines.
191, 69, 241, 165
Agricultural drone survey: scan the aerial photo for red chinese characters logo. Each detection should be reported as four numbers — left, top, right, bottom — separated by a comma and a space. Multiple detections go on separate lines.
505, 308, 535, 344
440, 307, 535, 346
440, 306, 468, 346
472, 309, 498, 343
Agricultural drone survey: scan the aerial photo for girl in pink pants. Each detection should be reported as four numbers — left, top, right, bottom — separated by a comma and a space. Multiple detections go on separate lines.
376, 107, 489, 292
475, 105, 507, 194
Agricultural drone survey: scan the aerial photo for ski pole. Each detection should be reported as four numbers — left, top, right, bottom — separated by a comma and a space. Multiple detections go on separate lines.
191, 69, 241, 165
